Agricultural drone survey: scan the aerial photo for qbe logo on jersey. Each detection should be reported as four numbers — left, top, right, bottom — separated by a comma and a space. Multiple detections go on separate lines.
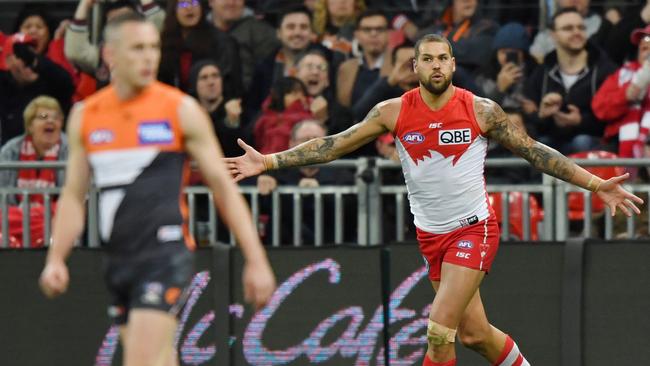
439, 128, 471, 145
138, 120, 174, 145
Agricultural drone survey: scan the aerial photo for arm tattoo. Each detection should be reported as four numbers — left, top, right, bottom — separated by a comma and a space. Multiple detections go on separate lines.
275, 106, 381, 169
476, 97, 577, 182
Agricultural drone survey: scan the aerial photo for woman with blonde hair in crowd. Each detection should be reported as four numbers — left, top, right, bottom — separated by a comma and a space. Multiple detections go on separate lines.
0, 96, 68, 247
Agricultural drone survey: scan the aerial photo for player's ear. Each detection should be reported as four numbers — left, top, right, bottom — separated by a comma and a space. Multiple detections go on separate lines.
451, 57, 456, 73
102, 44, 114, 71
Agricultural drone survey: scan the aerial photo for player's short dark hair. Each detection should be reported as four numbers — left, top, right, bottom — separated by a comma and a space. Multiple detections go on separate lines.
103, 11, 148, 42
550, 7, 582, 30
278, 5, 312, 27
355, 10, 388, 29
415, 34, 454, 59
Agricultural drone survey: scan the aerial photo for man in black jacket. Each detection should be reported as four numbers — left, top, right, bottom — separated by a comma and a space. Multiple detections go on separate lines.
524, 7, 617, 154
0, 33, 73, 145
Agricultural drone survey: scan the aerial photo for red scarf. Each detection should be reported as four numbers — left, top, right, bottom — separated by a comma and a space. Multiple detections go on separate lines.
16, 135, 60, 204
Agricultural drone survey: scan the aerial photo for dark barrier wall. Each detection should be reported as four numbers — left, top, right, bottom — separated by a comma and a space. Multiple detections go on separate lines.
1, 242, 649, 365
583, 242, 650, 366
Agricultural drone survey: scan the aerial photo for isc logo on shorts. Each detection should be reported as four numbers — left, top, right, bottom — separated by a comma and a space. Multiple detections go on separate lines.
439, 128, 471, 145
403, 132, 425, 144
138, 121, 174, 145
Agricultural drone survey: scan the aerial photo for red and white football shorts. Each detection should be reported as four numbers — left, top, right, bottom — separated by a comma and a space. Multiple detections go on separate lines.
417, 214, 500, 281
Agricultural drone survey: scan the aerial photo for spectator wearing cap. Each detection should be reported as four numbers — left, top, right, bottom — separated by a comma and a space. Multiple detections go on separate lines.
529, 0, 611, 63
474, 22, 538, 112
523, 7, 616, 154
0, 33, 74, 145
592, 25, 650, 160
208, 0, 280, 90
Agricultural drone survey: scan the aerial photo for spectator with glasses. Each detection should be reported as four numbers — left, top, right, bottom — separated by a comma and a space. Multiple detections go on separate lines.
294, 49, 335, 124
0, 96, 67, 205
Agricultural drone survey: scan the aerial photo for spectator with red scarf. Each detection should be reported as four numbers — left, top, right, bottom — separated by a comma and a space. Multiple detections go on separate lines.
0, 96, 68, 248
592, 25, 650, 160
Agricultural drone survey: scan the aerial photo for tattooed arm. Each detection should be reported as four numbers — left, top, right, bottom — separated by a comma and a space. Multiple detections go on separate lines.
225, 100, 398, 181
475, 96, 643, 216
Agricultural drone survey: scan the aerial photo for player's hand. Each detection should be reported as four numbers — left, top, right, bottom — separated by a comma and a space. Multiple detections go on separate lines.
596, 173, 644, 216
224, 139, 266, 182
242, 258, 276, 310
39, 260, 69, 298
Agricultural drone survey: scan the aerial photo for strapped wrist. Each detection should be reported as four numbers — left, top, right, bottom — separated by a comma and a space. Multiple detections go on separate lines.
586, 175, 602, 192
263, 154, 277, 171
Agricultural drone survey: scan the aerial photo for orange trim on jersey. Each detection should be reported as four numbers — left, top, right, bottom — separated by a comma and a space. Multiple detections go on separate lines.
179, 159, 196, 251
81, 82, 186, 154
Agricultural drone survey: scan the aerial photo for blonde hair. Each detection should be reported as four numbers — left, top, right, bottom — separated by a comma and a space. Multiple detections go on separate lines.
23, 95, 63, 132
312, 0, 366, 37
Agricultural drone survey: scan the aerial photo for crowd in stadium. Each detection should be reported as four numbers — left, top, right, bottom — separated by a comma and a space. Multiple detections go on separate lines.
1, 0, 649, 245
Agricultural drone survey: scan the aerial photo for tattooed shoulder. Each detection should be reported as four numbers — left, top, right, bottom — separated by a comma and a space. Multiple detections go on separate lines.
473, 96, 507, 130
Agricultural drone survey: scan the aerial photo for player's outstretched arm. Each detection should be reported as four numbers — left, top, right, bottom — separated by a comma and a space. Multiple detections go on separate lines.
224, 101, 396, 182
475, 96, 644, 217
179, 97, 275, 309
40, 103, 91, 298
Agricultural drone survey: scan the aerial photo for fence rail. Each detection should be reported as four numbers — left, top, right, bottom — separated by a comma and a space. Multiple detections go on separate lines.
1, 157, 650, 248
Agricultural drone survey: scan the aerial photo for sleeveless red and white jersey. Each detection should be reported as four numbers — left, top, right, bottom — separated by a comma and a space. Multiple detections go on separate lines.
394, 87, 492, 234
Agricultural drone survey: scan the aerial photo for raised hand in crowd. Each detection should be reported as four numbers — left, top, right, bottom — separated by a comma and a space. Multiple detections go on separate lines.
496, 62, 523, 93
224, 98, 242, 127
54, 20, 70, 40
537, 92, 563, 119
552, 104, 582, 127
310, 95, 329, 123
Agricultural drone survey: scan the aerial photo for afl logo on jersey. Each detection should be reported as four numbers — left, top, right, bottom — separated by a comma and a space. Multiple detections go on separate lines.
138, 121, 174, 145
89, 129, 114, 145
403, 132, 425, 144
439, 128, 471, 145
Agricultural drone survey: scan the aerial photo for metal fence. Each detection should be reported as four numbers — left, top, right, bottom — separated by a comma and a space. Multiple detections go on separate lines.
2, 157, 650, 248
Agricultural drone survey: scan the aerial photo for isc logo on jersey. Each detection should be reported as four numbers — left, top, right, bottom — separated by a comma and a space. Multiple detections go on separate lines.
403, 132, 425, 144
138, 121, 174, 145
439, 128, 471, 145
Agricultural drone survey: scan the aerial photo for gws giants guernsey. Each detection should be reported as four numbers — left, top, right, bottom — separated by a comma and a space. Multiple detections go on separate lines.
80, 82, 195, 256
394, 87, 493, 233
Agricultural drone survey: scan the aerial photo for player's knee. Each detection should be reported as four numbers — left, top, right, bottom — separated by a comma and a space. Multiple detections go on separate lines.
457, 324, 490, 351
427, 319, 457, 348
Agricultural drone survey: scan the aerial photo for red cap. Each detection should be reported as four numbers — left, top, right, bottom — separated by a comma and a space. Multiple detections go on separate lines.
2, 33, 37, 58
631, 24, 650, 46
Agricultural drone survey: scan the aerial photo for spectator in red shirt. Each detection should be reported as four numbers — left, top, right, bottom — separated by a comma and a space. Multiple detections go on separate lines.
592, 24, 650, 160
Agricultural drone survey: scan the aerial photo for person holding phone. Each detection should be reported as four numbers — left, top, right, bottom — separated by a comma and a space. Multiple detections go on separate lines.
475, 22, 536, 113
523, 7, 617, 154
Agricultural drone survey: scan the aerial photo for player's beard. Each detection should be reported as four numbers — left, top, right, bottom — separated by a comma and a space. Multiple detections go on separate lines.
420, 73, 452, 96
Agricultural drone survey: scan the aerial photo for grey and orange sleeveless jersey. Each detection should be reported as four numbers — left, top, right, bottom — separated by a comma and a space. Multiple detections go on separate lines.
80, 81, 195, 256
